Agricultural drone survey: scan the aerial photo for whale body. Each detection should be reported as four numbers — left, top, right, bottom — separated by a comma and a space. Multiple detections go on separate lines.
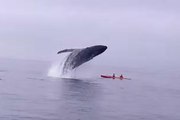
57, 45, 107, 74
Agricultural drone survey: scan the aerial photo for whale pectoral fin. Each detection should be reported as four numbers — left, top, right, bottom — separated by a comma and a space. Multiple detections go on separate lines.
57, 49, 75, 54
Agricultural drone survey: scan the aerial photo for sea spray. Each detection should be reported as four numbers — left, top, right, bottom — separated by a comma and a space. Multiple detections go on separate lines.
48, 53, 69, 78
48, 61, 62, 77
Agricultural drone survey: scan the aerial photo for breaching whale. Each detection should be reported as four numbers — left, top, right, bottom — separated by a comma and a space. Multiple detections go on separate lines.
57, 45, 107, 74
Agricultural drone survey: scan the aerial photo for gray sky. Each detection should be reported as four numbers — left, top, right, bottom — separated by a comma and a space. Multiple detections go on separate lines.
0, 0, 180, 68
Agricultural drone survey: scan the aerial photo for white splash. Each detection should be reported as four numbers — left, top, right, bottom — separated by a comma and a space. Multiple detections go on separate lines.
48, 62, 62, 77
48, 53, 69, 78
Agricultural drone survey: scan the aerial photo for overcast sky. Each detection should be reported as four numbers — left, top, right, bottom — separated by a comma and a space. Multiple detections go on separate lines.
0, 0, 180, 68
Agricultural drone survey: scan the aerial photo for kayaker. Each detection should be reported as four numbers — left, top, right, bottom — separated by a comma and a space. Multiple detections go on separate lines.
120, 74, 124, 80
113, 73, 115, 79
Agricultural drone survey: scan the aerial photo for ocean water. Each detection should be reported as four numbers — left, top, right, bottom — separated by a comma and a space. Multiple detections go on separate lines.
0, 58, 180, 120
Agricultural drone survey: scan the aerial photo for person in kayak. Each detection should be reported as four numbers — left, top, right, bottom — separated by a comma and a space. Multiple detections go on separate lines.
113, 73, 115, 79
120, 74, 124, 80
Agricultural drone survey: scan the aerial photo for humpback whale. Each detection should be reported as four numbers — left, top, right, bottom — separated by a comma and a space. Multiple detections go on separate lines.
57, 45, 107, 74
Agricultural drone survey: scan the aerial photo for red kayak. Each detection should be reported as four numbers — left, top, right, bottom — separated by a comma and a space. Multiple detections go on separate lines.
101, 75, 131, 80
101, 75, 115, 79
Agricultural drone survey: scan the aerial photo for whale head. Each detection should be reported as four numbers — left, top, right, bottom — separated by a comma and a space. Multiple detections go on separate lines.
84, 45, 107, 59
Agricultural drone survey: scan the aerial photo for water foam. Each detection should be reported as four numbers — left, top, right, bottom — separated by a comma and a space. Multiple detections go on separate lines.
48, 53, 69, 78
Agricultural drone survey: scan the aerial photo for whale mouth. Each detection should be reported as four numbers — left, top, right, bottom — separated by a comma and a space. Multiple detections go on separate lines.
88, 45, 107, 50
97, 45, 107, 53
86, 45, 107, 57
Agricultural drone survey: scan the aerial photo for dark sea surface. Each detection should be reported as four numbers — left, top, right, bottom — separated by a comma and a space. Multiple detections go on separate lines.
0, 58, 180, 120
